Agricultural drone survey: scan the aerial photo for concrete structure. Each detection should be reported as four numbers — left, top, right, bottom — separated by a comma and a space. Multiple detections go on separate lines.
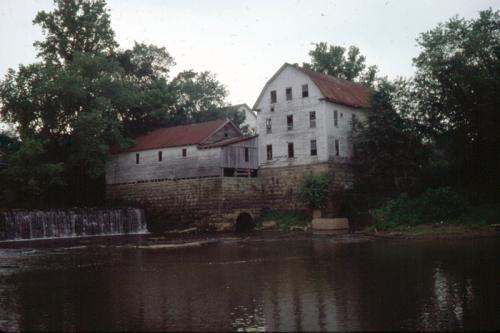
106, 119, 258, 185
253, 63, 371, 168
312, 218, 349, 230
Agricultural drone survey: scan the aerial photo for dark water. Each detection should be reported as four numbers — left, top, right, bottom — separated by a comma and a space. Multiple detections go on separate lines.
0, 236, 499, 331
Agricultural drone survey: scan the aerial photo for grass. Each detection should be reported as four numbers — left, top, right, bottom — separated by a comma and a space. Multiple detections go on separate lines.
367, 223, 496, 239
258, 210, 311, 231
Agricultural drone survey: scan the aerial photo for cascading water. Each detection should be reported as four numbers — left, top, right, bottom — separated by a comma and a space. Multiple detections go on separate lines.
0, 208, 148, 241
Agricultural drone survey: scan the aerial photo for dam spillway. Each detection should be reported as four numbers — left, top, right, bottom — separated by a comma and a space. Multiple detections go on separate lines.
0, 208, 148, 241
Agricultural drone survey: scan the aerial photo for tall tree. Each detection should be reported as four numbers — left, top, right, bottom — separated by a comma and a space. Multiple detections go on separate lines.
0, 0, 232, 207
353, 79, 429, 194
33, 0, 117, 64
303, 42, 379, 86
411, 8, 500, 198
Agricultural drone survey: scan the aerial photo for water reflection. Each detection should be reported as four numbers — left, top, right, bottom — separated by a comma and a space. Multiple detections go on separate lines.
0, 238, 499, 331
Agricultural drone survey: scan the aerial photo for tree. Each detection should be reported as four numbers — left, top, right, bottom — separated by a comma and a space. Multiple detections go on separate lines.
303, 42, 379, 86
411, 8, 500, 198
169, 70, 228, 125
0, 0, 232, 207
353, 79, 429, 194
33, 0, 117, 64
0, 139, 66, 208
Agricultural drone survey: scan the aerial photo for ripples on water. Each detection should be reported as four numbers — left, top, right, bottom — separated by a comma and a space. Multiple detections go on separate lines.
0, 237, 499, 331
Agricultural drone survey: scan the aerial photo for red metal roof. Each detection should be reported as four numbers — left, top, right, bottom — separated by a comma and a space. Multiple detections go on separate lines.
199, 135, 257, 149
296, 66, 372, 108
111, 119, 231, 153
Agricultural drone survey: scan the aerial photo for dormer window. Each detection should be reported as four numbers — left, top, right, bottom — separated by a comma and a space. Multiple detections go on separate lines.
286, 87, 292, 101
302, 84, 309, 98
270, 90, 277, 104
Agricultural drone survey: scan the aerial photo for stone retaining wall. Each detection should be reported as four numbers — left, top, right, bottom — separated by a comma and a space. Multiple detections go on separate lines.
258, 162, 356, 216
106, 177, 262, 231
106, 162, 357, 231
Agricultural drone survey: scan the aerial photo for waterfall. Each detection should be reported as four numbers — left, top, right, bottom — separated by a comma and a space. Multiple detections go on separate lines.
0, 208, 148, 241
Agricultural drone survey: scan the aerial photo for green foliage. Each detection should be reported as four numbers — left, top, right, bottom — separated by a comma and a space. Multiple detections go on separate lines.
298, 172, 331, 209
373, 187, 468, 230
33, 0, 117, 64
303, 42, 379, 86
0, 130, 20, 155
258, 210, 310, 230
410, 9, 500, 197
353, 79, 430, 194
0, 139, 65, 207
0, 0, 232, 208
459, 204, 500, 226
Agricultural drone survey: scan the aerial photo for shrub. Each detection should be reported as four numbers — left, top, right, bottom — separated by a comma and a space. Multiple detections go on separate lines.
258, 210, 310, 230
298, 171, 331, 209
373, 187, 468, 230
416, 187, 466, 223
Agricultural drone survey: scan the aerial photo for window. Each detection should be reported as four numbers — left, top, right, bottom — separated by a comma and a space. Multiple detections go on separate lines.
135, 153, 140, 164
310, 140, 317, 156
270, 106, 274, 112
158, 151, 162, 162
224, 131, 228, 138
309, 111, 316, 128
286, 87, 292, 101
266, 145, 273, 160
266, 118, 272, 133
270, 90, 277, 104
334, 110, 338, 127
302, 84, 309, 98
287, 115, 293, 131
335, 139, 340, 156
182, 148, 187, 157
352, 114, 357, 130
288, 142, 294, 158
244, 147, 249, 162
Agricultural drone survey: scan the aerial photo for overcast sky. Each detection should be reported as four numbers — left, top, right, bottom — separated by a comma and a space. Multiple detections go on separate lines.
0, 0, 498, 107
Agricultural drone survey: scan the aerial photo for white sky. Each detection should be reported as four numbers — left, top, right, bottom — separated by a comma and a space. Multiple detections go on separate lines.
0, 0, 499, 106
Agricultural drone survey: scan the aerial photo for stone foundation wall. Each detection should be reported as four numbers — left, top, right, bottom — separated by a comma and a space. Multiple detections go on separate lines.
106, 177, 262, 231
106, 162, 358, 231
258, 162, 356, 216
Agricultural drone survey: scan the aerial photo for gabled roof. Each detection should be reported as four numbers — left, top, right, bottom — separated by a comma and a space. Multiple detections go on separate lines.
253, 63, 372, 110
111, 119, 240, 154
224, 104, 257, 119
199, 134, 258, 149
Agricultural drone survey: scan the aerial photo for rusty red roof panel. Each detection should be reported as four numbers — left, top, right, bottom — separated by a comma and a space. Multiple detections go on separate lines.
199, 135, 257, 149
111, 119, 229, 153
296, 66, 372, 108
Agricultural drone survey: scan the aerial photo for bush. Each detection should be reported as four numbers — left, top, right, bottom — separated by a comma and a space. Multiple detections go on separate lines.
298, 171, 331, 209
373, 187, 468, 230
416, 187, 466, 222
258, 210, 310, 231
459, 204, 500, 226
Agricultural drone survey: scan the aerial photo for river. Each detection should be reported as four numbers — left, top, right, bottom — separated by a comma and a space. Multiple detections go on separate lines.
0, 235, 499, 331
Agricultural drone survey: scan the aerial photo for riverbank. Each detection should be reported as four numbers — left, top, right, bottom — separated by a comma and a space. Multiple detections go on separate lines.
366, 223, 498, 240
